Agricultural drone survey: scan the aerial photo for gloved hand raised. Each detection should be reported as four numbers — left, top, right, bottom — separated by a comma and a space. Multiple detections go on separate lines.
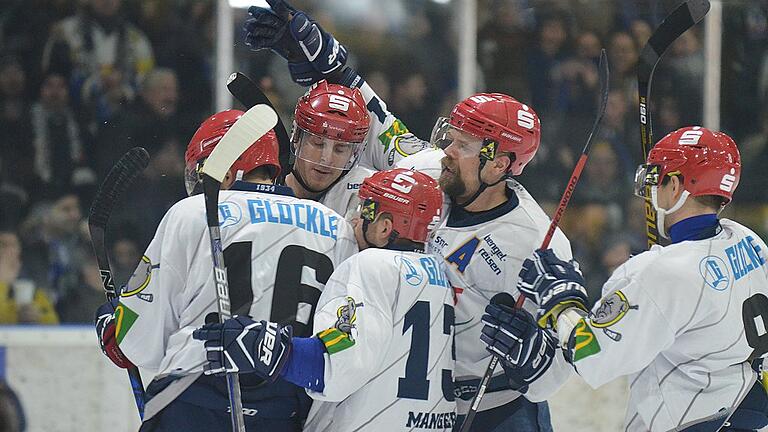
243, 0, 348, 86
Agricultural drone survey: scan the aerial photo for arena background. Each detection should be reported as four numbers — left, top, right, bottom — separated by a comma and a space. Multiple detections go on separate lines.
0, 0, 766, 430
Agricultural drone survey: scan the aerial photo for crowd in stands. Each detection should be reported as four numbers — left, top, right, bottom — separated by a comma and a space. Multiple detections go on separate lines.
0, 0, 766, 323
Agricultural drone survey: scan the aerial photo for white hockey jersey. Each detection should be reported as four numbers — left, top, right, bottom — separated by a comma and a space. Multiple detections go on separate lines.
303, 248, 456, 431
356, 81, 429, 171
115, 183, 358, 380
317, 165, 373, 220
394, 147, 445, 182
561, 219, 768, 431
429, 180, 575, 414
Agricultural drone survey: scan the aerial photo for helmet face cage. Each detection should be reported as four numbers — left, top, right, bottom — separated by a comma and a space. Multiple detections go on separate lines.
430, 118, 486, 158
184, 160, 204, 196
633, 164, 662, 198
292, 126, 365, 171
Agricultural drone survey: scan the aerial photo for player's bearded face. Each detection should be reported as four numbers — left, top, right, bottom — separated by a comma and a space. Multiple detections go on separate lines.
439, 129, 483, 200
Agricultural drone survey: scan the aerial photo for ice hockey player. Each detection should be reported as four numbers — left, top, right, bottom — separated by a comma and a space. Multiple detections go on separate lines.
487, 126, 768, 431
194, 168, 457, 431
94, 110, 358, 431
243, 3, 575, 430
284, 81, 374, 218
243, 0, 428, 173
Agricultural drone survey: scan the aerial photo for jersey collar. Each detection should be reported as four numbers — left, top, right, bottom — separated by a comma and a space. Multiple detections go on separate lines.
447, 189, 519, 228
230, 181, 295, 197
668, 213, 720, 244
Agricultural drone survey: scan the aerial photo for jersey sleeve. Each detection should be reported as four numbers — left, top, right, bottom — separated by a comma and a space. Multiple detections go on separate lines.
307, 253, 395, 402
560, 270, 677, 389
114, 202, 196, 370
332, 218, 359, 265
356, 81, 429, 170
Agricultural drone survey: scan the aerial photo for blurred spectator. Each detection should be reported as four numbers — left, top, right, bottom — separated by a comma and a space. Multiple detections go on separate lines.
630, 19, 652, 49
739, 108, 768, 203
656, 29, 704, 126
31, 72, 96, 200
552, 30, 601, 137
0, 230, 58, 324
19, 193, 91, 305
0, 380, 25, 432
595, 89, 638, 178
94, 67, 190, 177
478, 0, 534, 101
527, 14, 570, 116
55, 248, 106, 323
111, 235, 141, 287
0, 56, 34, 191
607, 31, 638, 105
42, 0, 154, 116
388, 65, 434, 138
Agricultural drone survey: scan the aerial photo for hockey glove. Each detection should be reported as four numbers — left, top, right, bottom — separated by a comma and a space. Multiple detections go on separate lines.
517, 249, 589, 330
94, 299, 135, 369
481, 302, 557, 394
193, 316, 293, 381
243, 0, 348, 86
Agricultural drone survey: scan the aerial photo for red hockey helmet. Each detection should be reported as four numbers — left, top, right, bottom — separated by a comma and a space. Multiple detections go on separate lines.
634, 126, 741, 203
432, 93, 541, 176
185, 109, 281, 195
291, 81, 370, 171
358, 168, 443, 243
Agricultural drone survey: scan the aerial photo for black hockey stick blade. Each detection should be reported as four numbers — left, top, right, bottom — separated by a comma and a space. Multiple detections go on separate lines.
227, 72, 291, 182
638, 0, 710, 157
87, 146, 149, 419
637, 0, 709, 249
89, 148, 150, 229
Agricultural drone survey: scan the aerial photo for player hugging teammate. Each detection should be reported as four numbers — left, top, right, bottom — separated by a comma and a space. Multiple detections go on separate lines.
93, 1, 768, 432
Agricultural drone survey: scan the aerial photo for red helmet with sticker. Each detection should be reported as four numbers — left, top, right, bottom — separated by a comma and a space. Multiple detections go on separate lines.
185, 109, 280, 195
645, 126, 741, 203
358, 168, 442, 243
448, 93, 541, 175
293, 80, 370, 143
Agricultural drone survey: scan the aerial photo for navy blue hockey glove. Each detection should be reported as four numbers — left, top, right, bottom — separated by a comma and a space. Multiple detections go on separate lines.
94, 299, 134, 369
193, 316, 293, 381
243, 0, 348, 86
517, 249, 589, 329
481, 302, 557, 393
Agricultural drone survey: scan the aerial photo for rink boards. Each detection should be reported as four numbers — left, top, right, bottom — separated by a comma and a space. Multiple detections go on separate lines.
0, 326, 627, 432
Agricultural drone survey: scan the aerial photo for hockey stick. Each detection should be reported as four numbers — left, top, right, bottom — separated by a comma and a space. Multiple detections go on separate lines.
227, 72, 292, 183
88, 147, 150, 419
638, 0, 710, 248
200, 104, 278, 432
459, 49, 610, 432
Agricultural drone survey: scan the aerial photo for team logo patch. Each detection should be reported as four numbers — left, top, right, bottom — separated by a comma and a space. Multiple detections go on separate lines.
393, 133, 427, 157
699, 255, 731, 291
378, 119, 410, 152
589, 291, 637, 341
218, 201, 242, 228
335, 296, 363, 334
317, 297, 363, 355
572, 320, 601, 362
120, 256, 158, 302
395, 255, 424, 286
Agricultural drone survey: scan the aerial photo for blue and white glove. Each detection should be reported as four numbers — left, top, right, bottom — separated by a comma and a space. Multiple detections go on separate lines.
481, 301, 557, 393
192, 316, 293, 381
243, 0, 348, 86
517, 249, 589, 329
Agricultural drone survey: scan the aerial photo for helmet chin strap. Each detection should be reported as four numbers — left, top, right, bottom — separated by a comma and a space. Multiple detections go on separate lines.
651, 186, 691, 239
455, 158, 508, 208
